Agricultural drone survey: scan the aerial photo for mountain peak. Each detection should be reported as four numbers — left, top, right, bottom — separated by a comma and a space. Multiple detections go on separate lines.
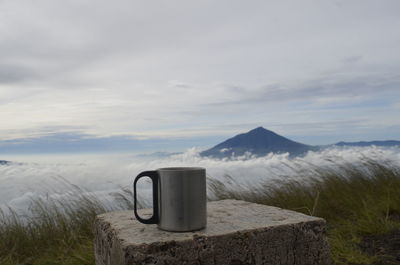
252, 126, 266, 131
249, 126, 269, 133
247, 126, 276, 135
200, 127, 313, 158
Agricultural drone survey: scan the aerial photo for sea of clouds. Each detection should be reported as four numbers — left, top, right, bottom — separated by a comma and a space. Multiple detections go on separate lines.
1, 146, 400, 215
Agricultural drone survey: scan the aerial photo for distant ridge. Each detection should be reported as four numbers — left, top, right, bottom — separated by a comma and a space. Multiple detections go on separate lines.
335, 140, 400, 147
200, 127, 315, 158
0, 160, 11, 165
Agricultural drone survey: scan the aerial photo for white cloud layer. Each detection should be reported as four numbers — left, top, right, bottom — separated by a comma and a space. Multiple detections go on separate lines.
0, 0, 399, 144
1, 146, 400, 214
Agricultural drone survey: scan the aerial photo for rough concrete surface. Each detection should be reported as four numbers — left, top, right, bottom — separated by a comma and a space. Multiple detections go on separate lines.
94, 199, 331, 265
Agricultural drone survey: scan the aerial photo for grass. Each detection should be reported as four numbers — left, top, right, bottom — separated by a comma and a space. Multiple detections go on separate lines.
0, 184, 136, 265
209, 160, 400, 264
0, 160, 399, 264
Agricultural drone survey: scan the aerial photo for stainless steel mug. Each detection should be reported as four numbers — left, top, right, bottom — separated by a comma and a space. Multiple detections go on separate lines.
133, 167, 207, 232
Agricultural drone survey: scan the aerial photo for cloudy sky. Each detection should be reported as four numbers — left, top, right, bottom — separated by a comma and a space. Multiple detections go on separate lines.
1, 0, 399, 153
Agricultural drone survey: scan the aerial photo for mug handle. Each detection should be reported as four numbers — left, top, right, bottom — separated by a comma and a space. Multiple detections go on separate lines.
133, 171, 159, 224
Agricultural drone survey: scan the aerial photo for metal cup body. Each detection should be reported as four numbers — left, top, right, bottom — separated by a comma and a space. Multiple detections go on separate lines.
157, 167, 207, 232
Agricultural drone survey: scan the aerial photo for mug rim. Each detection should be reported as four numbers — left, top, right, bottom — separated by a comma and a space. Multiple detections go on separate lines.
157, 167, 205, 171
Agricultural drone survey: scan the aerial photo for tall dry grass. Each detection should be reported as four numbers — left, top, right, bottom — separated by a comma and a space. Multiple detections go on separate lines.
0, 182, 138, 265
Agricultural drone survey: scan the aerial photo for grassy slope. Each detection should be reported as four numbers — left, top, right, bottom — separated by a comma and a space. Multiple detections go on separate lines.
1, 162, 399, 264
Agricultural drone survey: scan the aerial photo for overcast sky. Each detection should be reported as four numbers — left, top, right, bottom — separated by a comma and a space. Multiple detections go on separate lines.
1, 0, 400, 153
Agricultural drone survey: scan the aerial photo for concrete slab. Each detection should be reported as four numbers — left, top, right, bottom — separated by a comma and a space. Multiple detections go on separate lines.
94, 199, 331, 265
